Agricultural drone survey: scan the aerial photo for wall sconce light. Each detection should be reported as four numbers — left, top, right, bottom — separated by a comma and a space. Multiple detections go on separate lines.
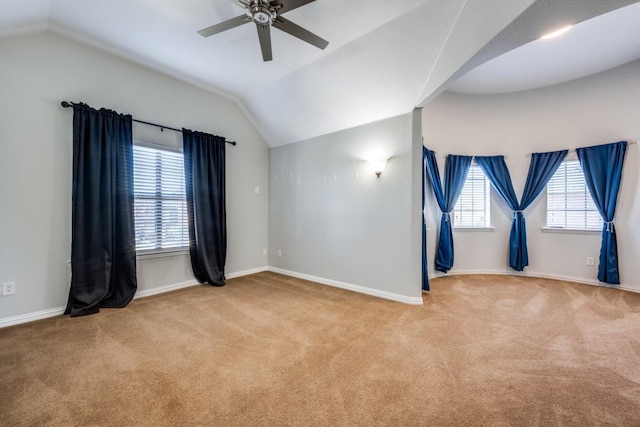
368, 157, 388, 178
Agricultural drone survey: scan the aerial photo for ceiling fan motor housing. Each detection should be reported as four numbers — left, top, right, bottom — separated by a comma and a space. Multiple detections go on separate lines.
249, 3, 277, 26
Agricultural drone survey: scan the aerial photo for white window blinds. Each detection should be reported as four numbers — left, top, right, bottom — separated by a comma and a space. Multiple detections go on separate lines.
546, 159, 602, 230
453, 163, 490, 228
133, 145, 189, 252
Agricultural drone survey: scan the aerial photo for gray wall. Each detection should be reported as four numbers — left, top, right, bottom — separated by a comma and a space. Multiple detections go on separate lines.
0, 32, 270, 323
269, 113, 423, 303
422, 59, 640, 289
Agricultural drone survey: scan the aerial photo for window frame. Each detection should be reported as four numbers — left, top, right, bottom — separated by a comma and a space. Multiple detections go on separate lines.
452, 162, 493, 231
133, 141, 190, 256
544, 156, 602, 234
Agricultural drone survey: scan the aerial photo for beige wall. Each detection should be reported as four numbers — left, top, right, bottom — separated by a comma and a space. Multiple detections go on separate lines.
268, 113, 423, 303
422, 59, 640, 289
0, 32, 270, 322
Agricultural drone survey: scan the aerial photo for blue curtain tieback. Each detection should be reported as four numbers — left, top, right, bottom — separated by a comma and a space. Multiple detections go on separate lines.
513, 210, 524, 218
605, 221, 615, 233
443, 212, 451, 222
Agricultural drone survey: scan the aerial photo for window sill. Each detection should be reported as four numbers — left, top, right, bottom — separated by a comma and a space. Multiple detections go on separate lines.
541, 227, 600, 235
136, 249, 189, 260
453, 226, 495, 232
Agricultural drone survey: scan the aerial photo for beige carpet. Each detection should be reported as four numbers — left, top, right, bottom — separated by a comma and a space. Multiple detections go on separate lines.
2, 272, 640, 426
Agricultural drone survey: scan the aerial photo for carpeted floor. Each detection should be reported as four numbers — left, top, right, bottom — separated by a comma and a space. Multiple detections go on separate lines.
2, 272, 640, 426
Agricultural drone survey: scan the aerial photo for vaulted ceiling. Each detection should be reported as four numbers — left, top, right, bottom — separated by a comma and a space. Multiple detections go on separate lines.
2, 0, 638, 146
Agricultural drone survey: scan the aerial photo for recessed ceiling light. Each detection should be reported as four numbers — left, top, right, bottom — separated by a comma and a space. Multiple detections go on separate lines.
540, 25, 573, 40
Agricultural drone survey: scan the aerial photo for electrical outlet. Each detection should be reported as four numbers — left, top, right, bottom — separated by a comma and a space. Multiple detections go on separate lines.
586, 257, 595, 266
262, 248, 267, 256
2, 281, 16, 296
277, 250, 282, 258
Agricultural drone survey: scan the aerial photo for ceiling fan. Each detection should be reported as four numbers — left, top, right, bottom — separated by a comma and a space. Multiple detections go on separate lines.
198, 0, 329, 62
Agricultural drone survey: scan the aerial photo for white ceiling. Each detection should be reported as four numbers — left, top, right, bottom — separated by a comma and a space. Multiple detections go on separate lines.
449, 1, 640, 94
1, 0, 638, 146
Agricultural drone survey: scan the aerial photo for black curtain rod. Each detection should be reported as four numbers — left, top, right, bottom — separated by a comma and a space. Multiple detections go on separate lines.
60, 101, 236, 146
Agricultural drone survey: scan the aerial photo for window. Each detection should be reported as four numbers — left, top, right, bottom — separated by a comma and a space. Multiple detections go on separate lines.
546, 159, 602, 231
453, 163, 491, 228
133, 144, 189, 252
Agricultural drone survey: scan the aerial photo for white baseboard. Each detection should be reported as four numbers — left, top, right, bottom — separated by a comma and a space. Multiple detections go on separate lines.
12, 266, 630, 327
226, 266, 269, 279
0, 306, 67, 329
134, 280, 198, 299
268, 267, 424, 306
428, 269, 640, 294
135, 266, 270, 299
0, 266, 270, 329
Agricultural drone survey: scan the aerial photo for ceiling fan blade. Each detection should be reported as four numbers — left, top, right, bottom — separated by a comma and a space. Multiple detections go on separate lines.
198, 15, 249, 37
275, 0, 316, 14
273, 16, 328, 50
256, 24, 273, 61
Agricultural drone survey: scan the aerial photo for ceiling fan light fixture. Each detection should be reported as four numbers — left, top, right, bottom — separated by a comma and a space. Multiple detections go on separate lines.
540, 25, 573, 40
249, 4, 277, 26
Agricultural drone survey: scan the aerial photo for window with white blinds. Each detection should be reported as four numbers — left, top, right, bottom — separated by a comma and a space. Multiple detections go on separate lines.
133, 144, 189, 252
546, 159, 602, 230
453, 163, 491, 228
